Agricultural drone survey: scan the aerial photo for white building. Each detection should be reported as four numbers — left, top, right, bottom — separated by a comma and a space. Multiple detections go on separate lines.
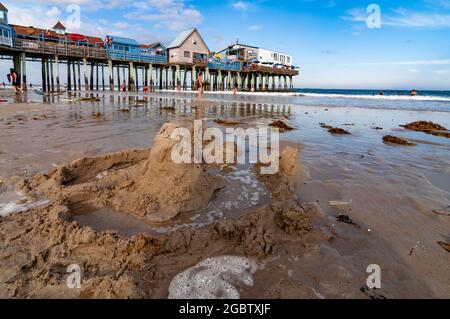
258, 48, 292, 67
217, 42, 293, 67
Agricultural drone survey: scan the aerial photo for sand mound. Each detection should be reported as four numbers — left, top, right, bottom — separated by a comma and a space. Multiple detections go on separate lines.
21, 123, 224, 223
106, 123, 224, 222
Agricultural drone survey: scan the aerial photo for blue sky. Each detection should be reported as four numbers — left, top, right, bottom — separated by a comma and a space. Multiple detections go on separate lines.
3, 0, 450, 89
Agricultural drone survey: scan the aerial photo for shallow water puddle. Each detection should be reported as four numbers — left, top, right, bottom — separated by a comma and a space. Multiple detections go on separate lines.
71, 165, 270, 237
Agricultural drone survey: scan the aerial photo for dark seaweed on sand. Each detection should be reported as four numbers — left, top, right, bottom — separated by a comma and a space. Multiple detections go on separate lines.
400, 121, 450, 138
383, 135, 416, 146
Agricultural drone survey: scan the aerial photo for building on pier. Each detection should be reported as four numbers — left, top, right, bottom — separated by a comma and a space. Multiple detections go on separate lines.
0, 2, 12, 47
218, 42, 294, 69
167, 28, 209, 65
50, 21, 66, 35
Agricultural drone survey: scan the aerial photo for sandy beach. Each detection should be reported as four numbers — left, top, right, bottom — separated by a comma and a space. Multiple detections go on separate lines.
0, 89, 449, 298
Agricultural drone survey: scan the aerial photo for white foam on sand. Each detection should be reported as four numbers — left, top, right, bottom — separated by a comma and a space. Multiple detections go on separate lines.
168, 256, 259, 299
0, 190, 50, 217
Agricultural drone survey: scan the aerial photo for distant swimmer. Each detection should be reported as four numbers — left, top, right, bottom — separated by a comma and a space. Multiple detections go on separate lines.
379, 91, 384, 96
410, 89, 418, 96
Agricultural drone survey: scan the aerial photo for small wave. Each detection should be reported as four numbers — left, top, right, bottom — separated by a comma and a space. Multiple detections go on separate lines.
298, 92, 450, 102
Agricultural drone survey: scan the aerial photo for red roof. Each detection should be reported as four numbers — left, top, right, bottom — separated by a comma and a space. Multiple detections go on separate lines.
52, 21, 66, 30
12, 25, 59, 39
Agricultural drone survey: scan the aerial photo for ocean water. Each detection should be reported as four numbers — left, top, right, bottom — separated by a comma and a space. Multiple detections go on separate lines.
292, 88, 450, 112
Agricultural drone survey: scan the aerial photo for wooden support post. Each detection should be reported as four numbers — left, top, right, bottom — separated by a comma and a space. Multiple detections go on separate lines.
108, 60, 114, 91
207, 67, 211, 91
122, 65, 126, 89
55, 56, 60, 92
135, 66, 139, 91
77, 61, 81, 91
116, 64, 121, 91
143, 66, 147, 88
129, 62, 134, 91
90, 62, 94, 91
72, 62, 77, 91
159, 67, 163, 90
50, 59, 54, 92
20, 53, 27, 91
96, 63, 99, 91
102, 64, 105, 91
67, 60, 72, 91
165, 67, 168, 90
41, 58, 47, 92
83, 58, 88, 91
148, 64, 153, 91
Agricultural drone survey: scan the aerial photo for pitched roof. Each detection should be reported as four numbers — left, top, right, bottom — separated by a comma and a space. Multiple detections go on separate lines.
168, 28, 209, 51
52, 20, 66, 30
12, 25, 58, 39
0, 3, 7, 11
140, 42, 166, 49
106, 35, 139, 47
168, 28, 194, 48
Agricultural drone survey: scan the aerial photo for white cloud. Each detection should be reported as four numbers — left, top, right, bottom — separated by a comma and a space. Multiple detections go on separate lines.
433, 70, 450, 75
343, 7, 450, 28
47, 6, 61, 18
125, 0, 203, 31
248, 25, 262, 32
342, 59, 450, 66
114, 22, 129, 29
232, 1, 249, 11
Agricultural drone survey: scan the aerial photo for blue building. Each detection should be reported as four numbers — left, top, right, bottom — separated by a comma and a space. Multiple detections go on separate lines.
106, 35, 167, 64
0, 3, 13, 47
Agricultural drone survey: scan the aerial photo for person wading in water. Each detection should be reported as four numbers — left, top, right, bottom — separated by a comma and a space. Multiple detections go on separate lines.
9, 69, 24, 94
197, 71, 204, 100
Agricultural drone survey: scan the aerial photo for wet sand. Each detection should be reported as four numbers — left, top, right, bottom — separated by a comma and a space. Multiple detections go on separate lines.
0, 90, 449, 298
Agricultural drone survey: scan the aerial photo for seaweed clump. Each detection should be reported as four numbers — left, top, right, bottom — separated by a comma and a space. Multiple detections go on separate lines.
320, 123, 350, 135
383, 135, 416, 146
269, 120, 294, 132
400, 121, 450, 138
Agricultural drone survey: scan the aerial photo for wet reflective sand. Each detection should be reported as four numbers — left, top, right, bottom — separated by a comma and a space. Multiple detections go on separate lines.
0, 90, 449, 297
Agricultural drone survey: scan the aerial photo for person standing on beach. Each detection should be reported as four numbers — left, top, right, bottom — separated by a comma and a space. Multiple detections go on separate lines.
197, 71, 203, 100
9, 69, 24, 94
121, 81, 127, 94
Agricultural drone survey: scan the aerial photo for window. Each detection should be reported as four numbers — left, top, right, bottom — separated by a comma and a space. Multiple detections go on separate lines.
184, 51, 191, 58
192, 38, 197, 45
287, 57, 291, 63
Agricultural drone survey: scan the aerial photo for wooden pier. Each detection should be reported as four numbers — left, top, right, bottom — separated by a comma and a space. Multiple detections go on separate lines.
0, 16, 299, 93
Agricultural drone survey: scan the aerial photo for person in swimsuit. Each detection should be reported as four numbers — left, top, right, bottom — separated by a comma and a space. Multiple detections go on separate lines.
10, 69, 24, 94
197, 71, 203, 100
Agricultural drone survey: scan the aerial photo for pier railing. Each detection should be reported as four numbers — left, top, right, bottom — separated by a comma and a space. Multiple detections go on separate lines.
107, 49, 167, 64
208, 61, 241, 71
13, 38, 107, 59
243, 64, 299, 76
